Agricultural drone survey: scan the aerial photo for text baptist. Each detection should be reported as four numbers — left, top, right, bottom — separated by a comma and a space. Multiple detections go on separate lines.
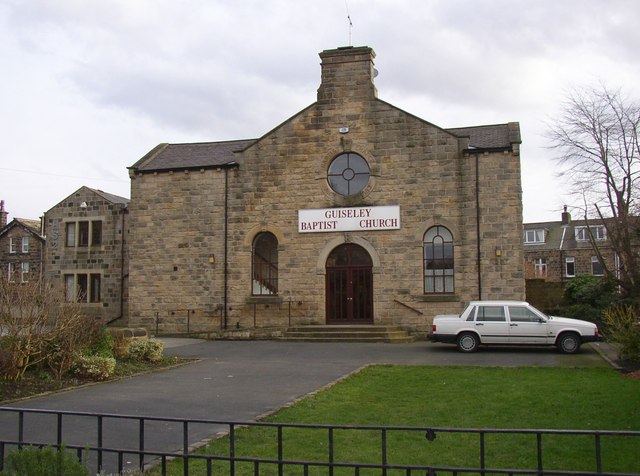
299, 218, 399, 231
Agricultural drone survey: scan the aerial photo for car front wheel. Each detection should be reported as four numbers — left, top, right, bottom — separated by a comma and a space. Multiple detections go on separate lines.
557, 332, 581, 354
457, 332, 479, 353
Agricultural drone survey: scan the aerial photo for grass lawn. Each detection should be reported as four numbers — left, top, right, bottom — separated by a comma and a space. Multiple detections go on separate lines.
153, 366, 640, 475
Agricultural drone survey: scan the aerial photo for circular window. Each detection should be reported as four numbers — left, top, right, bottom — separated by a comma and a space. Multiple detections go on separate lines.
327, 153, 370, 196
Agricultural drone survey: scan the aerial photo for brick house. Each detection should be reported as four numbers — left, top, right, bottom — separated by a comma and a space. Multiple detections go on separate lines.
523, 207, 617, 283
0, 200, 45, 283
43, 187, 129, 323
523, 207, 625, 309
127, 46, 524, 336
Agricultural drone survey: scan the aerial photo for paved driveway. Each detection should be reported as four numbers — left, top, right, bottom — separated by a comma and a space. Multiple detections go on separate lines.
0, 340, 608, 472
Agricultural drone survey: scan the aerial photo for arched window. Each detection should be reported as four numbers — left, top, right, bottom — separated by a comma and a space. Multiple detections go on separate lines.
423, 226, 454, 294
252, 232, 278, 295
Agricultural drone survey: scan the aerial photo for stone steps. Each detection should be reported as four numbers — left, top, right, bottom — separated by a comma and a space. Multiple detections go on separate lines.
281, 325, 416, 343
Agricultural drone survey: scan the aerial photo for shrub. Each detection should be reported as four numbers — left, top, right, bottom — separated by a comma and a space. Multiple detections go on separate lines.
603, 305, 640, 361
0, 276, 89, 381
559, 274, 620, 327
87, 327, 115, 358
72, 355, 116, 381
109, 332, 131, 359
96, 471, 144, 476
125, 339, 145, 361
556, 302, 604, 325
0, 347, 12, 376
127, 338, 164, 363
1, 445, 88, 476
564, 274, 617, 308
44, 320, 108, 380
43, 341, 79, 381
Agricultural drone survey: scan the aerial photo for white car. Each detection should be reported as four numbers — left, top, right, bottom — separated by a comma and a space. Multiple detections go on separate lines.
431, 300, 601, 353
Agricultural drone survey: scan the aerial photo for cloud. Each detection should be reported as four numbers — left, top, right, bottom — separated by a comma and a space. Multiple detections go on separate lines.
368, 0, 640, 117
4, 0, 341, 137
2, 0, 640, 221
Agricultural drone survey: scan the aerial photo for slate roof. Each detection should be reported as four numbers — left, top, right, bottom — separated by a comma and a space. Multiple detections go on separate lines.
89, 187, 130, 205
446, 122, 521, 150
129, 139, 256, 173
15, 218, 41, 233
45, 186, 129, 214
129, 114, 520, 175
523, 218, 612, 252
0, 218, 44, 239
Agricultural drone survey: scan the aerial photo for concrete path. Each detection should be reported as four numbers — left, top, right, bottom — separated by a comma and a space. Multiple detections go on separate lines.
0, 340, 609, 472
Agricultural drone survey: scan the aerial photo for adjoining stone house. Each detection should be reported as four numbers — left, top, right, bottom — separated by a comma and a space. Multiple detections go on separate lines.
43, 187, 129, 323
0, 200, 45, 283
127, 46, 525, 337
523, 207, 621, 309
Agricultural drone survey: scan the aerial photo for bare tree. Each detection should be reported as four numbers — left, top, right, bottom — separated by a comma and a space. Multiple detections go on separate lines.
0, 276, 89, 380
548, 84, 640, 298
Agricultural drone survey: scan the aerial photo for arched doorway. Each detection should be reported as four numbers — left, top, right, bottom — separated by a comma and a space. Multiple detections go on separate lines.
325, 244, 373, 324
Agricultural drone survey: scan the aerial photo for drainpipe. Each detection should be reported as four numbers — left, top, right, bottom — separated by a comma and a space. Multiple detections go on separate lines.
475, 152, 482, 299
559, 226, 567, 286
224, 166, 230, 330
40, 214, 45, 282
119, 207, 126, 321
559, 205, 571, 286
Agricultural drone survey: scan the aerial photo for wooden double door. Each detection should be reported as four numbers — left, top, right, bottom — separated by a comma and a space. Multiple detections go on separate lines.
325, 244, 373, 324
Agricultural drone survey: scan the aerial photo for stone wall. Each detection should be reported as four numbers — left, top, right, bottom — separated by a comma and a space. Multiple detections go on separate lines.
524, 248, 617, 282
128, 169, 228, 332
223, 85, 524, 334
525, 279, 565, 311
44, 188, 128, 323
127, 46, 525, 336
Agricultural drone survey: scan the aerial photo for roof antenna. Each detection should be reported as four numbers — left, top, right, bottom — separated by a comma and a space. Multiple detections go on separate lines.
345, 0, 353, 46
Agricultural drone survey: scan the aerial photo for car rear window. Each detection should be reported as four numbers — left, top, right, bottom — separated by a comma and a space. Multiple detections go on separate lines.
476, 306, 506, 322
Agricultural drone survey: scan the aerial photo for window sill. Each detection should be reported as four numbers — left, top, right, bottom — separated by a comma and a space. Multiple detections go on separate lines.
66, 246, 105, 250
415, 294, 459, 303
246, 296, 283, 304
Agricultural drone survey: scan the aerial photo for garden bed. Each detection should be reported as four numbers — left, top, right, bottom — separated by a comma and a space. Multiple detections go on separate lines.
0, 355, 188, 404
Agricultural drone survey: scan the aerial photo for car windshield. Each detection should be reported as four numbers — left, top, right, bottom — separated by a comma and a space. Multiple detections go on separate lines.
531, 305, 548, 319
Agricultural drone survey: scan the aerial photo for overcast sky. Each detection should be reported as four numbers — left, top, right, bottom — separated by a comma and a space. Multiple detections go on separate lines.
2, 0, 639, 224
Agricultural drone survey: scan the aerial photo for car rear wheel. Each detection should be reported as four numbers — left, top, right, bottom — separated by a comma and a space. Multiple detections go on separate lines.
557, 332, 581, 354
457, 332, 479, 353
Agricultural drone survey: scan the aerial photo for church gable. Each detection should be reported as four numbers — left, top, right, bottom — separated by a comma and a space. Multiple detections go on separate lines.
127, 46, 524, 336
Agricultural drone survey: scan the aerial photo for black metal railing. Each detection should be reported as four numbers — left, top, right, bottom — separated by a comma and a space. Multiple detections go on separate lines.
148, 299, 307, 334
0, 407, 638, 475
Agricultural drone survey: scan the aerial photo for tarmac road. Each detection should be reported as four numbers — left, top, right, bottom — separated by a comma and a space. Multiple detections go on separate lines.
0, 339, 611, 473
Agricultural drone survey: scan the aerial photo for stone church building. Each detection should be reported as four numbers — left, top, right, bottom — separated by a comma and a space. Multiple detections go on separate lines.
127, 46, 524, 337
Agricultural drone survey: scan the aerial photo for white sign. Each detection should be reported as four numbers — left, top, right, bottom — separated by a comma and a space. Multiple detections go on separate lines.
298, 205, 401, 233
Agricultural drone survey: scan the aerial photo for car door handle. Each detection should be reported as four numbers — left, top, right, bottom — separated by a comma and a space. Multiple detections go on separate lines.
510, 323, 518, 327
475, 323, 484, 326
